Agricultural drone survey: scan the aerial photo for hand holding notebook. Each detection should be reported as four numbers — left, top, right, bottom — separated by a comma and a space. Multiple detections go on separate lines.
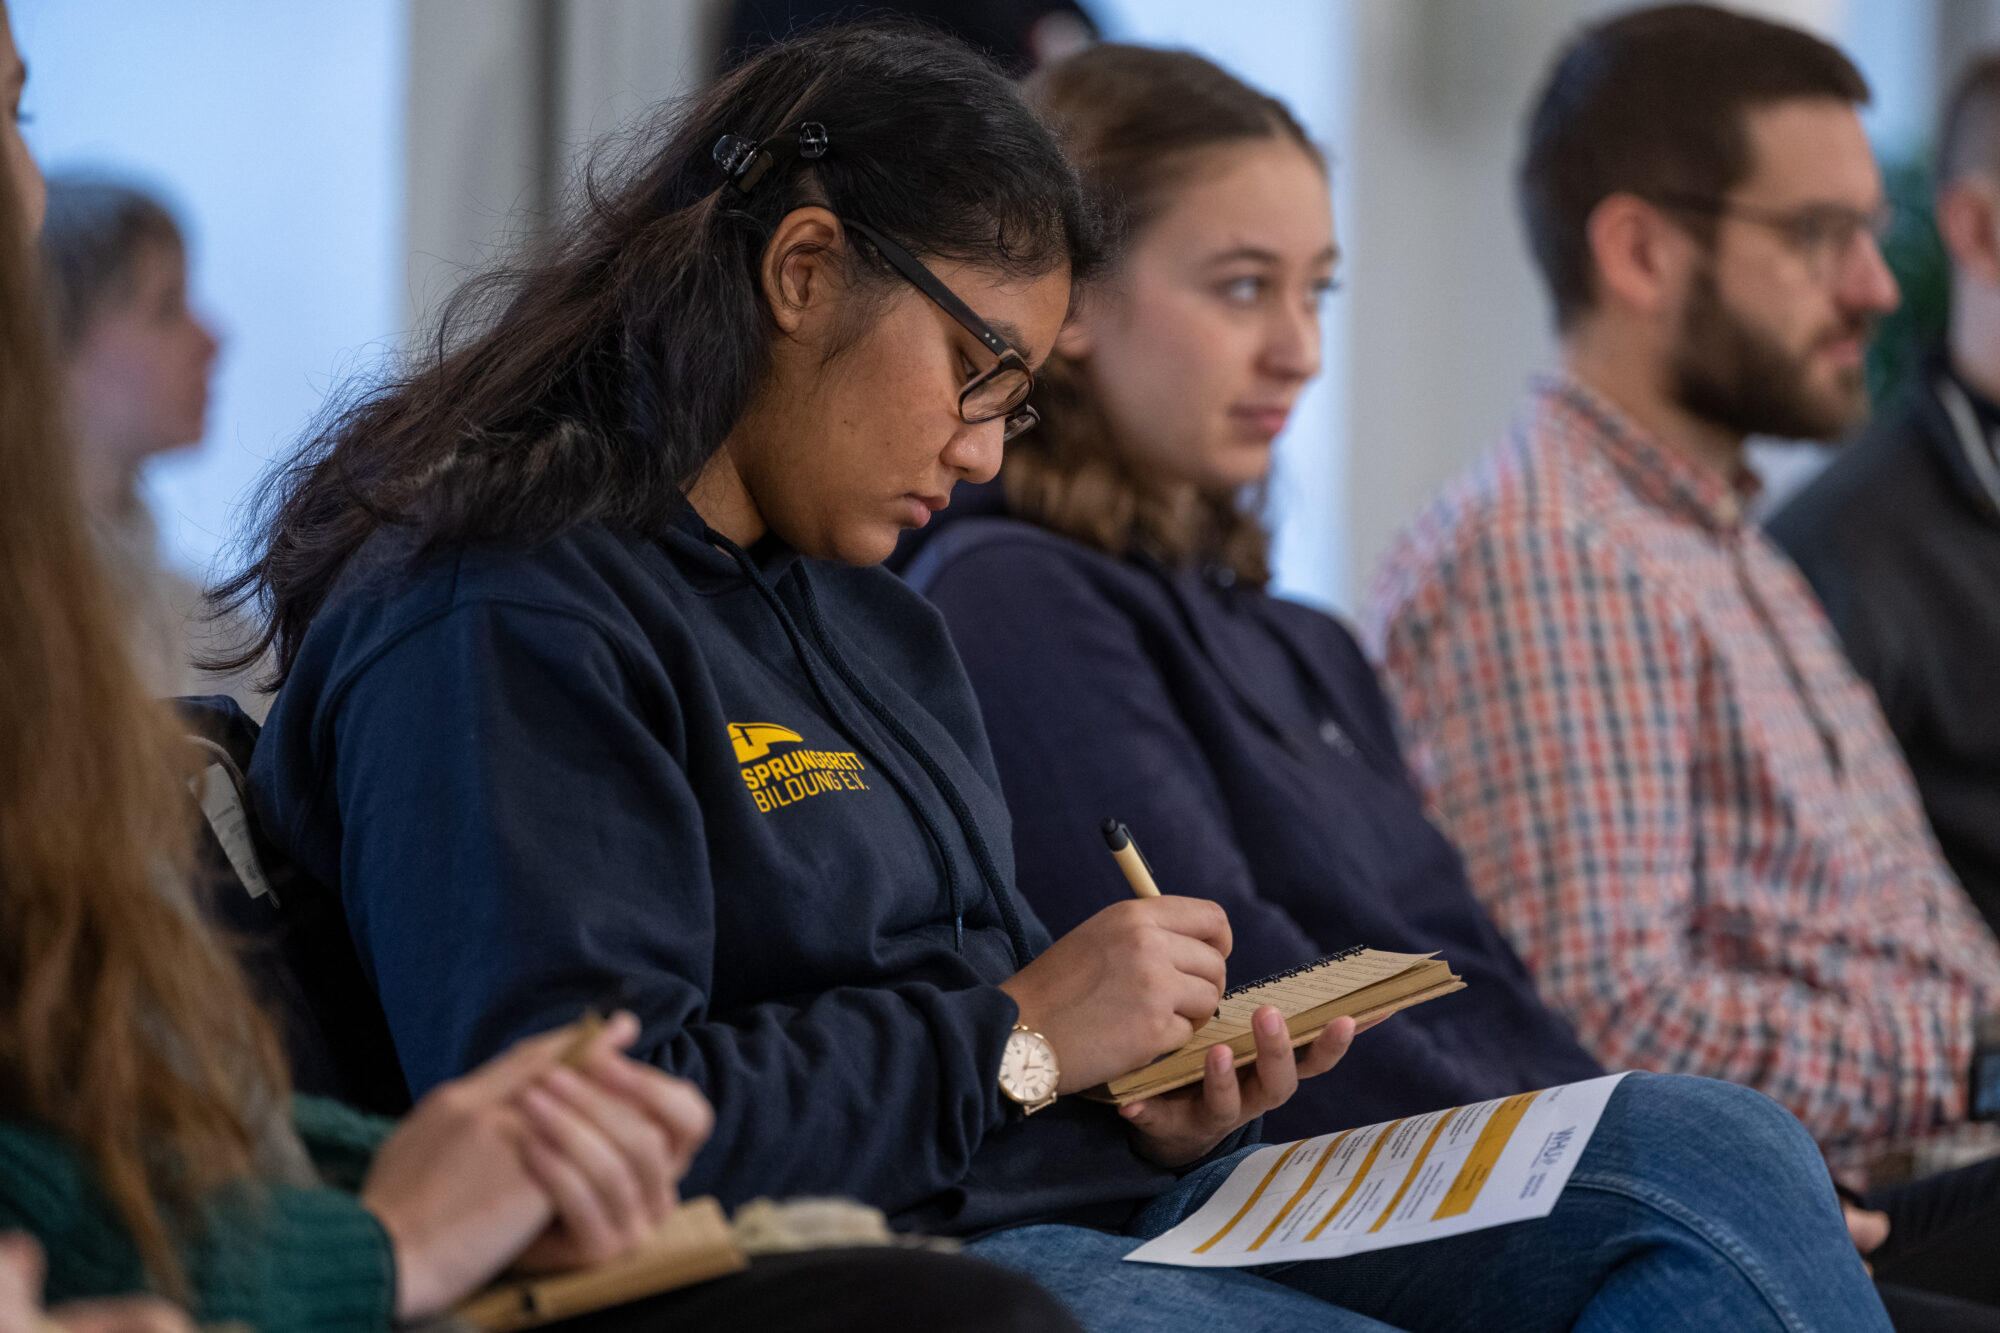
1090, 822, 1465, 1105
996, 820, 1463, 1168
1088, 946, 1464, 1104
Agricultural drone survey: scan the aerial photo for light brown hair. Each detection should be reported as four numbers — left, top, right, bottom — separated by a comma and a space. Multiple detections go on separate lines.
1011, 44, 1322, 585
0, 145, 286, 1294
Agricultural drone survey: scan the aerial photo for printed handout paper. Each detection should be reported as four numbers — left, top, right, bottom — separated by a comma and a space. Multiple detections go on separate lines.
1125, 1073, 1631, 1267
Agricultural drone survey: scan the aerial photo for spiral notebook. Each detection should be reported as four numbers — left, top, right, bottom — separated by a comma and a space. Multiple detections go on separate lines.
1085, 946, 1464, 1105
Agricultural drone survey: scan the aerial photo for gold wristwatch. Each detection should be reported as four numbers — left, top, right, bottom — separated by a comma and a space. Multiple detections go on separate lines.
998, 1024, 1059, 1114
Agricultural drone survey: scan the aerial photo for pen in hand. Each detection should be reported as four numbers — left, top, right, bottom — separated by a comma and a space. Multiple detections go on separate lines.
1104, 819, 1221, 1020
1101, 819, 1161, 897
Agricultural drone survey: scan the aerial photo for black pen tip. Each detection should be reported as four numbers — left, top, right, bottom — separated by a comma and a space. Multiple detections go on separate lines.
1101, 818, 1126, 850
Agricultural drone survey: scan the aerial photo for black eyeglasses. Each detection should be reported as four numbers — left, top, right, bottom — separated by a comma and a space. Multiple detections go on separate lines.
840, 218, 1039, 441
1649, 193, 1894, 285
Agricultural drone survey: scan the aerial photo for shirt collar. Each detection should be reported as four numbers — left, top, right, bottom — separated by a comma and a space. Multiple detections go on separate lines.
1535, 373, 1763, 533
1929, 358, 2000, 523
1944, 358, 2000, 436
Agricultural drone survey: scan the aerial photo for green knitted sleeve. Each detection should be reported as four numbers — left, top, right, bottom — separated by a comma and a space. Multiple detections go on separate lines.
180, 1175, 397, 1333
292, 1096, 396, 1193
0, 1118, 397, 1333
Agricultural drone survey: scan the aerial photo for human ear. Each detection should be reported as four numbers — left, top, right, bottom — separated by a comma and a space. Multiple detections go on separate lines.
1937, 178, 2000, 286
1585, 192, 1693, 320
1053, 282, 1103, 359
759, 206, 845, 336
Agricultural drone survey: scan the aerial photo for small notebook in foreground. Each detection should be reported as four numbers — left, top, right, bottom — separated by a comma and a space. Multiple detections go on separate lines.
456, 1196, 749, 1331
1086, 946, 1463, 1105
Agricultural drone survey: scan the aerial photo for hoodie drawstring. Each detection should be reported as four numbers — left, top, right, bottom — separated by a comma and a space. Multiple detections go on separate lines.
706, 528, 1032, 967
793, 570, 1036, 967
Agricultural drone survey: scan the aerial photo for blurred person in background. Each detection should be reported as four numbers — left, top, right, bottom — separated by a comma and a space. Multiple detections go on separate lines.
1769, 52, 2000, 942
1367, 0, 1987, 1168
898, 42, 1606, 1147
1365, 5, 2000, 1310
40, 174, 265, 715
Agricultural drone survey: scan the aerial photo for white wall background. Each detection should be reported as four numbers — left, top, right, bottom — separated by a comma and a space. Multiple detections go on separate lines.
13, 0, 407, 584
403, 1, 722, 333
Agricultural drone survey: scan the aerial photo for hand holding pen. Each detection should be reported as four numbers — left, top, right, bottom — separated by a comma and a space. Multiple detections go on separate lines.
1101, 819, 1162, 898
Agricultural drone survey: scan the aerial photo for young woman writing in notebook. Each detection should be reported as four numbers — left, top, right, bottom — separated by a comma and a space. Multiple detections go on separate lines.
0, 8, 1078, 1330
229, 21, 1887, 1332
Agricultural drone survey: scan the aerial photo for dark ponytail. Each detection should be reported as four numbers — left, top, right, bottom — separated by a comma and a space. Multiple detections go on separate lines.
218, 21, 1098, 683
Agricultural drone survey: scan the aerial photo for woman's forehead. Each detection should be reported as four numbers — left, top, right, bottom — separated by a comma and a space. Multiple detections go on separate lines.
1140, 142, 1334, 260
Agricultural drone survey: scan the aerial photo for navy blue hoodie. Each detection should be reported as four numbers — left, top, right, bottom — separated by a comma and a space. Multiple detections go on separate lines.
899, 486, 1604, 1143
250, 503, 1200, 1235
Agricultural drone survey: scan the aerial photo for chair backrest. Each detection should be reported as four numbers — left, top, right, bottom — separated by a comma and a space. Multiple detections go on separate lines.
174, 695, 413, 1115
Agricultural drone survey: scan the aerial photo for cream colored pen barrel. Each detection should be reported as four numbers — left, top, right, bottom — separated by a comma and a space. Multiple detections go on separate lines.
1110, 841, 1161, 897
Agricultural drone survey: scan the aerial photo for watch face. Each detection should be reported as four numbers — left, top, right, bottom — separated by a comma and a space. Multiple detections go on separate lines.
1000, 1030, 1058, 1104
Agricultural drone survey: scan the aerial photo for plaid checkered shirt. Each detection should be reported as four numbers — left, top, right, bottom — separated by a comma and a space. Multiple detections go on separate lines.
1363, 375, 2000, 1162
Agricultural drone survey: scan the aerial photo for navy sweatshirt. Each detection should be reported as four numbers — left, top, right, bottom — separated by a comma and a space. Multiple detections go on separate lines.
249, 504, 1195, 1235
900, 490, 1604, 1143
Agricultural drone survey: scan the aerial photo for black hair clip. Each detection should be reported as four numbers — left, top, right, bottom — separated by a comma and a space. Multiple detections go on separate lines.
712, 133, 761, 181
712, 121, 830, 194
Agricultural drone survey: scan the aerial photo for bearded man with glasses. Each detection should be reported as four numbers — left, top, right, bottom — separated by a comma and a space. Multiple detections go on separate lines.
1366, 5, 2000, 1323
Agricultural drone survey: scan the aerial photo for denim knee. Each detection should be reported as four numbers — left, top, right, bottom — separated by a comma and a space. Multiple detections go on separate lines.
1610, 1073, 1822, 1165
1576, 1073, 1839, 1227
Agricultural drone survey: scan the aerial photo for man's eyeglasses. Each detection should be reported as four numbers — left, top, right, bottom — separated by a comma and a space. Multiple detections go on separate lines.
840, 218, 1039, 441
1649, 193, 1894, 284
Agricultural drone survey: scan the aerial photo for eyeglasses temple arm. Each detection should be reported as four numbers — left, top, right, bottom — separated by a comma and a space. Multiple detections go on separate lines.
839, 217, 1015, 360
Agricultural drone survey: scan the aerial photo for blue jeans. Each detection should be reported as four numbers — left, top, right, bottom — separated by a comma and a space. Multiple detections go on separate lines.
966, 1074, 1890, 1333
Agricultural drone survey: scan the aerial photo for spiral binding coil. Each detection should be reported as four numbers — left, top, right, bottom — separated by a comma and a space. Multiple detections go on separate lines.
1221, 944, 1366, 1001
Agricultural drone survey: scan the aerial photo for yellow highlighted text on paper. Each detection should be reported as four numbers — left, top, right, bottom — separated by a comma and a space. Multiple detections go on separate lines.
1250, 1130, 1356, 1251
1432, 1091, 1541, 1220
1194, 1140, 1304, 1254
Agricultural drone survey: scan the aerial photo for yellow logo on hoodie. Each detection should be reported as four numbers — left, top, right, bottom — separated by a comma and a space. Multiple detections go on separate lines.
730, 721, 871, 813
729, 722, 805, 763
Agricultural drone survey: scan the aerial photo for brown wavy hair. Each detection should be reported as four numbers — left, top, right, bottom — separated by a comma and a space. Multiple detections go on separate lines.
0, 146, 287, 1293
1010, 44, 1322, 585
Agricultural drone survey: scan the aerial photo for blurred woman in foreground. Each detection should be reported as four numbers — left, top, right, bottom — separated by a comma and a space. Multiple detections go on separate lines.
0, 42, 708, 1332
